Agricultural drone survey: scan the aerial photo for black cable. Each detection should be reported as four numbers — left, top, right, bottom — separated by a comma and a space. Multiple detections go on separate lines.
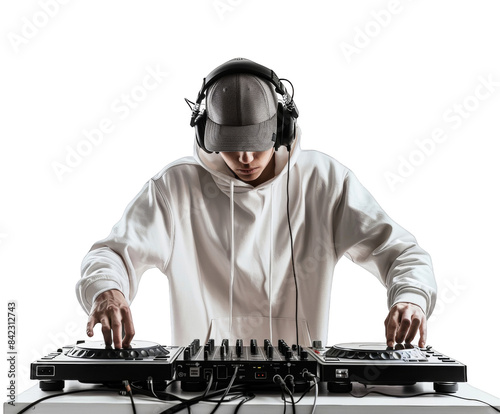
209, 366, 239, 414
233, 392, 255, 414
279, 78, 295, 101
202, 370, 214, 398
286, 146, 300, 351
157, 388, 228, 414
281, 385, 296, 414
284, 371, 318, 404
284, 374, 295, 394
274, 374, 296, 414
15, 387, 129, 414
123, 381, 137, 414
184, 98, 195, 110
130, 383, 188, 403
288, 388, 296, 414
203, 393, 247, 405
19, 380, 243, 414
350, 389, 500, 412
287, 382, 315, 404
203, 390, 246, 402
158, 377, 245, 414
280, 387, 287, 414
286, 146, 299, 352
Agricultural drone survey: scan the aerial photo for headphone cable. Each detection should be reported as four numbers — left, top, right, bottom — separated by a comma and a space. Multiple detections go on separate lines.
279, 78, 295, 101
286, 144, 300, 350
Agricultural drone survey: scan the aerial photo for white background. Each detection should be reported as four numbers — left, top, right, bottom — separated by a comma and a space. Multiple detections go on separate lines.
1, 0, 499, 401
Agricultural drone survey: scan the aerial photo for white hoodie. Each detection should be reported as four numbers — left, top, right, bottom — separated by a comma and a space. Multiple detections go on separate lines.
76, 128, 437, 346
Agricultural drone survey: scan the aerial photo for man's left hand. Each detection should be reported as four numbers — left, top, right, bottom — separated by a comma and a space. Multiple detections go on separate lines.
384, 302, 427, 348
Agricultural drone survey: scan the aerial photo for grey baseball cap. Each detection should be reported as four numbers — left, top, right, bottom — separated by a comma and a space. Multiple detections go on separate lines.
204, 74, 278, 152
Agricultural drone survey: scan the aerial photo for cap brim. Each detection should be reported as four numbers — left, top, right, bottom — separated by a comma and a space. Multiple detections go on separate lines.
204, 113, 277, 152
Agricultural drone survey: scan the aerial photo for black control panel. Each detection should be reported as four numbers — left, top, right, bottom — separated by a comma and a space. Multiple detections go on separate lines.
309, 342, 467, 393
30, 339, 468, 394
174, 338, 317, 390
30, 340, 182, 390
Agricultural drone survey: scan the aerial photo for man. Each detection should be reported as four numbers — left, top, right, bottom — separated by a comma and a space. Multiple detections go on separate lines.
76, 58, 437, 350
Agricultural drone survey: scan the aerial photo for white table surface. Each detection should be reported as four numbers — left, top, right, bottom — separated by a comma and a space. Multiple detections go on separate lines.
4, 380, 500, 414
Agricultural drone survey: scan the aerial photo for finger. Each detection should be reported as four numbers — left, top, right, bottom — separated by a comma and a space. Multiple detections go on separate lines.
418, 315, 428, 348
385, 309, 399, 348
111, 314, 123, 349
121, 308, 135, 348
86, 316, 97, 338
395, 309, 413, 344
404, 317, 421, 344
100, 316, 113, 347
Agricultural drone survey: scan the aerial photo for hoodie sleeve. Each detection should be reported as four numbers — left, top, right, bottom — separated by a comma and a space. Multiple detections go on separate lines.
75, 179, 174, 314
333, 171, 437, 317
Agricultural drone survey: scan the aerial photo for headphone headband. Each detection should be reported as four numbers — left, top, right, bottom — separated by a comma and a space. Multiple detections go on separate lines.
190, 58, 298, 153
194, 58, 298, 118
199, 59, 284, 99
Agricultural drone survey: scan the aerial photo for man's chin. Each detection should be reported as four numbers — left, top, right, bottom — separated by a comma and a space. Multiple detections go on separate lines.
238, 173, 260, 182
236, 170, 261, 181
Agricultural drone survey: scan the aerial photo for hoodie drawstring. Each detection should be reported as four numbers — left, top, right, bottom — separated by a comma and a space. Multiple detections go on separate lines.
229, 180, 235, 339
269, 183, 275, 344
228, 180, 275, 343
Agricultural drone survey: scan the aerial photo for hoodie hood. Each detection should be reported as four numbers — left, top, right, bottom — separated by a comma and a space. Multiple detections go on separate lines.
194, 126, 303, 195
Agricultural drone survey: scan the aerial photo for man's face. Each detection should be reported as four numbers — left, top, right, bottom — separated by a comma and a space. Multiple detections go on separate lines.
219, 148, 275, 186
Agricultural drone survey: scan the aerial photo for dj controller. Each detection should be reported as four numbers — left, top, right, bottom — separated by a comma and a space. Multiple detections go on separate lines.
310, 342, 467, 393
30, 340, 182, 391
31, 338, 467, 393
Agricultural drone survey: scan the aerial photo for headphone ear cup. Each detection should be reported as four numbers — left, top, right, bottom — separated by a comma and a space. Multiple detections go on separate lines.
195, 111, 211, 153
276, 102, 295, 150
274, 102, 284, 150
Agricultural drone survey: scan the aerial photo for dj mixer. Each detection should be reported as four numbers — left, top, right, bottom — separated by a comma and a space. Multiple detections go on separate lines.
173, 338, 317, 390
31, 339, 467, 393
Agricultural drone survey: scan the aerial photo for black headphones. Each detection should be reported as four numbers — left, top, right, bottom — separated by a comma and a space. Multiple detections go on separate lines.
188, 58, 299, 153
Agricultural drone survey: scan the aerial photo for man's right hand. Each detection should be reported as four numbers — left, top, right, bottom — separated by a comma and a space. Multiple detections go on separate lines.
86, 289, 135, 349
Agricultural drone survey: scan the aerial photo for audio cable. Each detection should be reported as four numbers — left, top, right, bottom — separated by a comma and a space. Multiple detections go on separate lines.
202, 370, 214, 398
302, 371, 319, 414
14, 381, 142, 414
157, 367, 242, 414
349, 388, 500, 412
274, 374, 297, 414
208, 366, 239, 414
286, 141, 300, 352
275, 371, 320, 414
122, 380, 137, 414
